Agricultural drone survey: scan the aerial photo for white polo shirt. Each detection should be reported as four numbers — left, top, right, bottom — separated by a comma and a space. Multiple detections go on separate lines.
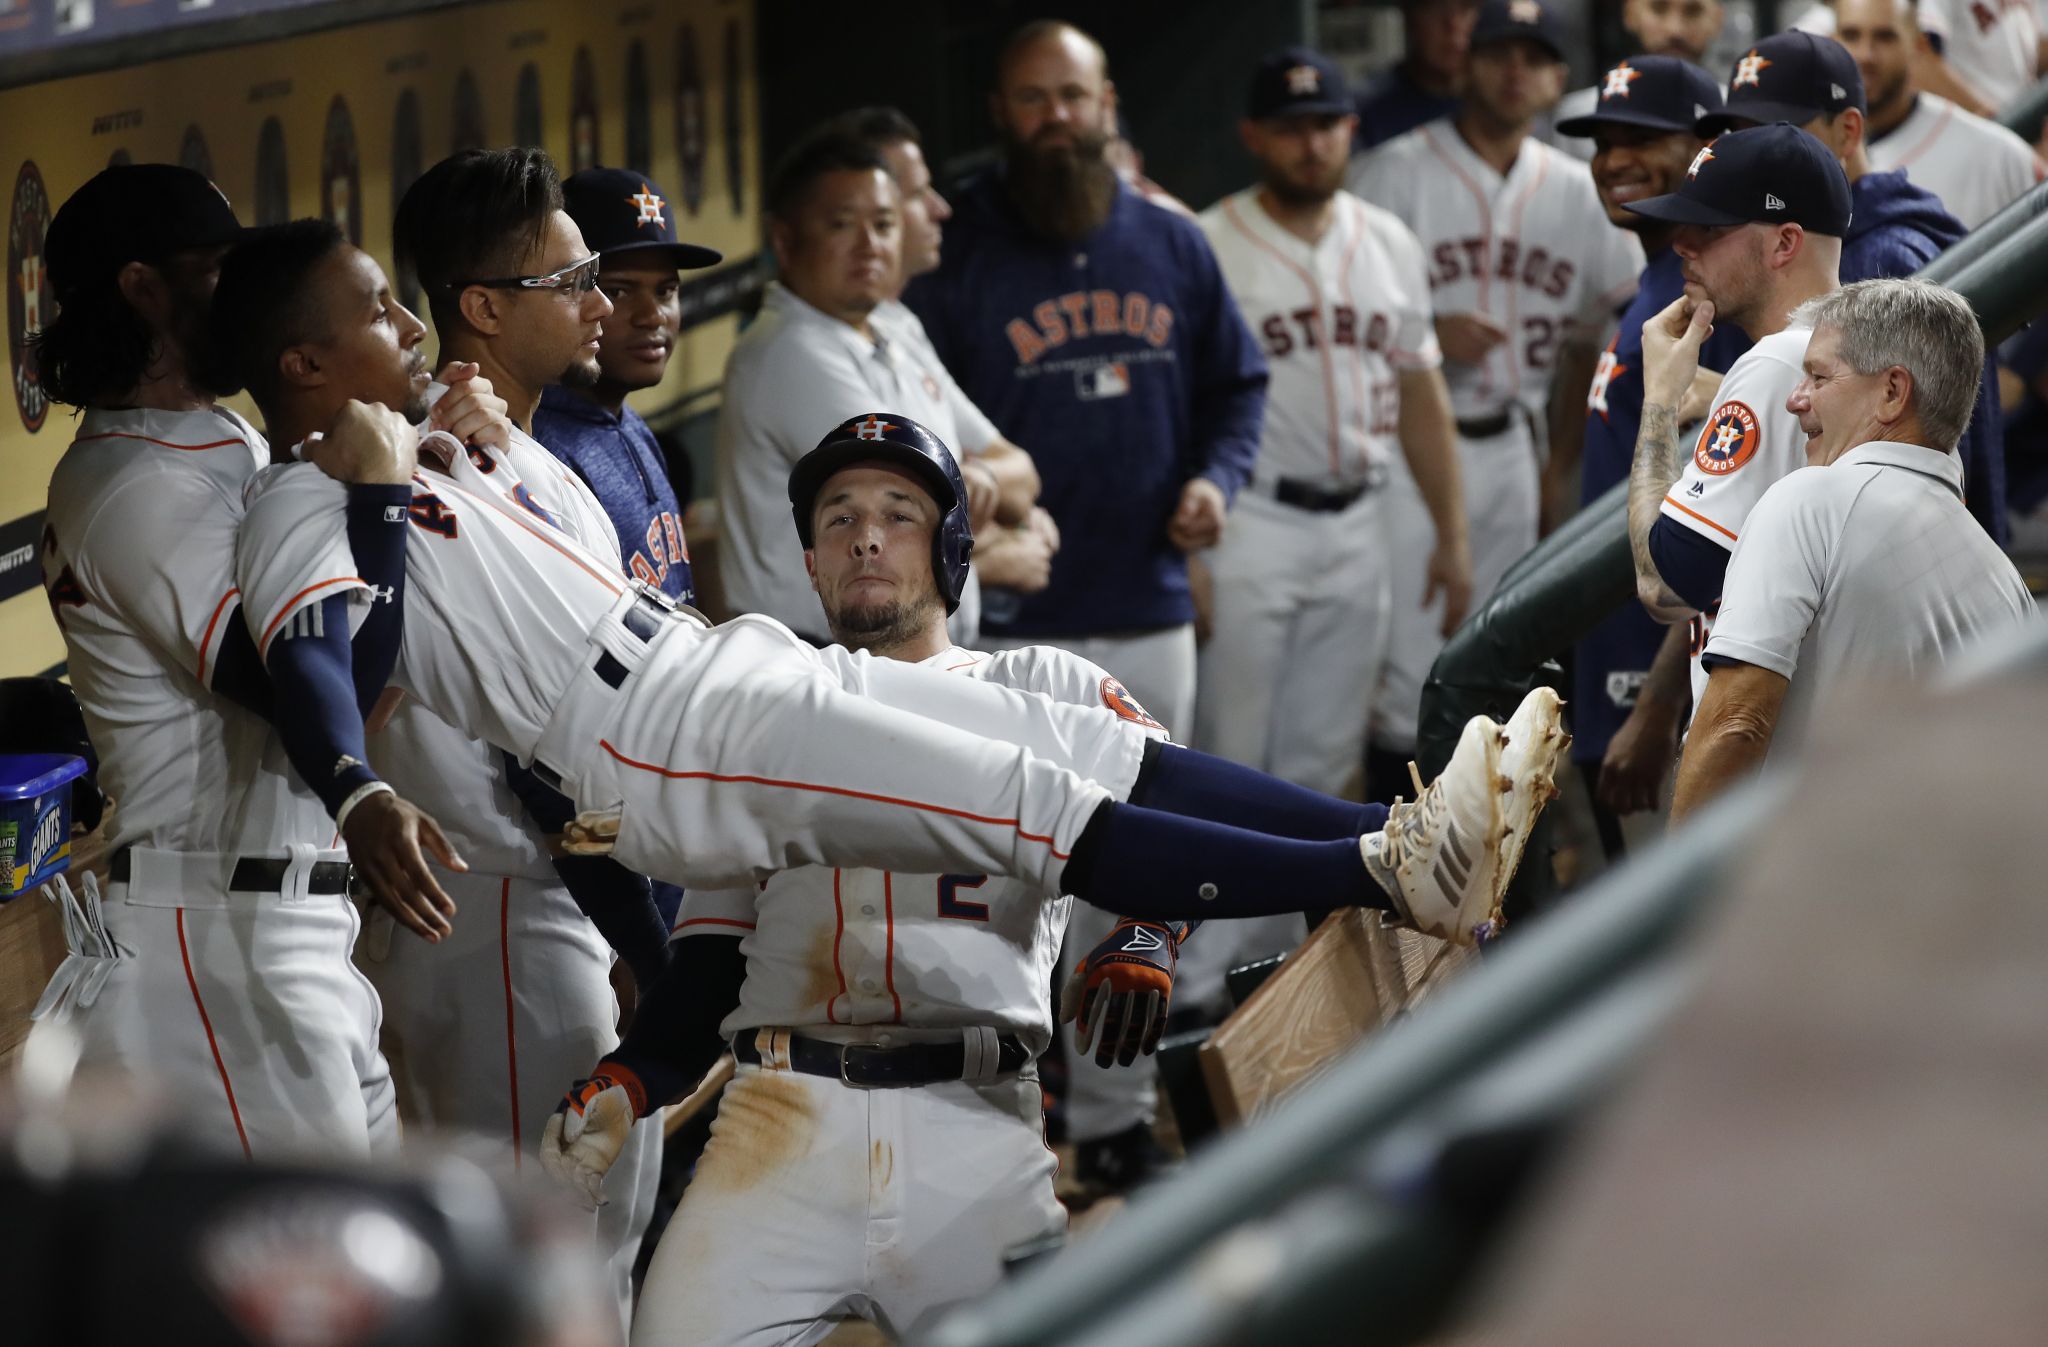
1867, 93, 2046, 230
1704, 439, 2033, 750
716, 282, 982, 641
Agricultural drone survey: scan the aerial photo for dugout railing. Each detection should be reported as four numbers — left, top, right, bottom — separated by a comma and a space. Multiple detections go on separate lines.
908, 167, 2048, 1347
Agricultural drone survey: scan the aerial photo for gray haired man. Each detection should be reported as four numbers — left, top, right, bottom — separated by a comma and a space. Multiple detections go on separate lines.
1671, 278, 2033, 819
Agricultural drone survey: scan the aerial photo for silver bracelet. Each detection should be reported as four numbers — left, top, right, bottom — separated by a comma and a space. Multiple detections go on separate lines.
334, 780, 397, 833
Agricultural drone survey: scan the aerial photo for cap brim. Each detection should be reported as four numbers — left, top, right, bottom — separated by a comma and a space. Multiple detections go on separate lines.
1555, 108, 1699, 138
1254, 98, 1355, 120
1623, 191, 1753, 226
1472, 32, 1567, 63
1697, 102, 1817, 135
600, 240, 725, 271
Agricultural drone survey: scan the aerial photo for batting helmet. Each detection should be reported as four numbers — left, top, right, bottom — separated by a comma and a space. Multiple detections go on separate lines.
0, 677, 104, 832
788, 412, 974, 613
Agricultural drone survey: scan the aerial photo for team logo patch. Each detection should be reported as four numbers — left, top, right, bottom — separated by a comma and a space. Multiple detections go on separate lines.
1284, 63, 1321, 96
629, 182, 667, 228
1694, 400, 1761, 475
847, 415, 897, 440
1100, 676, 1164, 731
9, 159, 52, 433
1733, 49, 1772, 88
1687, 145, 1715, 179
1602, 62, 1642, 99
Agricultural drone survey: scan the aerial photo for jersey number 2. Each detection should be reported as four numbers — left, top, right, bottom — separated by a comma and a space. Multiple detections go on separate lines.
937, 874, 989, 922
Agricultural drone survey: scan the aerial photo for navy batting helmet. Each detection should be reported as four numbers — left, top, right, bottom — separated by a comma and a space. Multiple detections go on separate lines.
788, 412, 974, 613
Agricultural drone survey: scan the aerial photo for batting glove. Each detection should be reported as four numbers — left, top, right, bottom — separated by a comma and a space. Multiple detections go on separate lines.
1058, 918, 1187, 1067
539, 1062, 646, 1211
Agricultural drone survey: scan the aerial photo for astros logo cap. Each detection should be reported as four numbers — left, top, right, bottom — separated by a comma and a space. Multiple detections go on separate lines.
561, 166, 723, 271
1246, 46, 1352, 120
1555, 54, 1724, 138
1699, 30, 1865, 135
1624, 122, 1853, 237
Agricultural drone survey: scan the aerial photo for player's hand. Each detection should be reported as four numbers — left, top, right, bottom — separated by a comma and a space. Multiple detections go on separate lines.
343, 790, 468, 942
305, 400, 419, 485
974, 520, 1055, 592
1597, 696, 1681, 816
1167, 477, 1228, 552
1424, 533, 1474, 638
962, 457, 1002, 533
1025, 504, 1061, 553
1059, 918, 1179, 1067
539, 1065, 646, 1210
1434, 313, 1509, 366
430, 361, 513, 450
1641, 296, 1714, 410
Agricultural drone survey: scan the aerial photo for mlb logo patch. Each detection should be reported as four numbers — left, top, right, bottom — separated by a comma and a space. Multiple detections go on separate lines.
1076, 361, 1130, 401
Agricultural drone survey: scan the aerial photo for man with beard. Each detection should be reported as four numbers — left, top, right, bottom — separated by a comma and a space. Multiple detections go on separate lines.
1700, 30, 2007, 544
1837, 0, 2045, 231
1348, 0, 1643, 805
902, 18, 1267, 1191
1793, 0, 2038, 121
1189, 47, 1472, 1017
829, 105, 1061, 614
1552, 56, 1749, 856
1553, 0, 1728, 161
1354, 0, 1482, 153
532, 167, 723, 606
718, 130, 1023, 644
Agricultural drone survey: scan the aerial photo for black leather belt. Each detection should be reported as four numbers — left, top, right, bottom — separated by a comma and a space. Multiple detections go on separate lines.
108, 848, 355, 894
732, 1030, 1033, 1088
1271, 476, 1373, 513
1456, 410, 1516, 439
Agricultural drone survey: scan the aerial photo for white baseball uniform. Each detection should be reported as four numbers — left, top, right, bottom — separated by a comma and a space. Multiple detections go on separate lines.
1704, 440, 2032, 748
634, 642, 1168, 1347
1654, 326, 1814, 718
1867, 92, 2046, 229
232, 447, 1153, 910
1798, 1, 2041, 109
716, 282, 982, 643
34, 405, 394, 1158
352, 416, 658, 1327
1348, 121, 1645, 749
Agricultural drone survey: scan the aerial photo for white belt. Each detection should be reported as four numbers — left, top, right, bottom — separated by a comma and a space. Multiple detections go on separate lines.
530, 584, 701, 795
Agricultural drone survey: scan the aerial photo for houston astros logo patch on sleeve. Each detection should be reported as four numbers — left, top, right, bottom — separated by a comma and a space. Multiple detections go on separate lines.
1694, 401, 1761, 475
1099, 676, 1164, 731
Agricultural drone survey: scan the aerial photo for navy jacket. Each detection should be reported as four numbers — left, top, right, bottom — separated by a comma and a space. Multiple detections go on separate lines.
531, 386, 696, 604
906, 170, 1267, 637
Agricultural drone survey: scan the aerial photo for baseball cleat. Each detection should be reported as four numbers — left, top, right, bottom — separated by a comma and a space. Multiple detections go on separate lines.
1363, 715, 1507, 946
1495, 687, 1571, 907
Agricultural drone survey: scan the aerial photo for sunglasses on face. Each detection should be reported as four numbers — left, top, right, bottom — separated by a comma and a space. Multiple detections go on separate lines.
451, 252, 603, 296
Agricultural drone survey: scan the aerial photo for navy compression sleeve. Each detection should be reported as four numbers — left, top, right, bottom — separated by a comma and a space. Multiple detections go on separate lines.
604, 933, 747, 1115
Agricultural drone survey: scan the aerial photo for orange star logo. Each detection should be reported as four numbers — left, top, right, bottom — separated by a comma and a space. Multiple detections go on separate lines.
627, 183, 667, 228
1602, 62, 1643, 99
849, 415, 898, 441
1733, 49, 1772, 88
1687, 145, 1715, 179
1284, 64, 1321, 96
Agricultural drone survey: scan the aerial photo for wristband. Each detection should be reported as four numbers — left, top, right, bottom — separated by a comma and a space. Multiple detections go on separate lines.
335, 780, 396, 832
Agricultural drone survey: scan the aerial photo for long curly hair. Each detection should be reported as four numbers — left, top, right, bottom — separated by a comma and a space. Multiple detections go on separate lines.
29, 278, 158, 410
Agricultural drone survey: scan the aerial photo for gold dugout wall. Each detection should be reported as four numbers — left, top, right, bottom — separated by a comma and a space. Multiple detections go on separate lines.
0, 0, 761, 679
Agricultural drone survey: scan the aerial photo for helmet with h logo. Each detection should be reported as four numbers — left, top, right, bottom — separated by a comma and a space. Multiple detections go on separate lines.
788, 412, 975, 613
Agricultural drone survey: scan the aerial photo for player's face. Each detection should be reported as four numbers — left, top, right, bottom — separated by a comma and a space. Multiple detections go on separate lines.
1671, 220, 1770, 324
305, 245, 431, 422
881, 139, 950, 281
594, 261, 681, 393
1408, 0, 1481, 83
1244, 112, 1357, 207
1788, 323, 1885, 465
1591, 125, 1703, 229
1625, 0, 1724, 62
774, 168, 901, 322
1465, 39, 1566, 131
497, 210, 615, 392
993, 30, 1110, 152
1835, 0, 1915, 114
805, 464, 947, 649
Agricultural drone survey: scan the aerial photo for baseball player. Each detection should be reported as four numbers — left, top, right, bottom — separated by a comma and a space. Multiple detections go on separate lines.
1353, 0, 1481, 154
1672, 279, 2031, 818
543, 427, 1202, 1346
1347, 0, 1645, 794
1795, 0, 2040, 117
1621, 125, 1851, 721
1187, 47, 1472, 1013
1838, 0, 2047, 230
1701, 29, 2008, 545
1552, 0, 1729, 161
1553, 57, 1752, 846
29, 165, 499, 1158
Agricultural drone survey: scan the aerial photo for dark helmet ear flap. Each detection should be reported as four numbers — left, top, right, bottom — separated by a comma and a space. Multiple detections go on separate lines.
788, 412, 976, 613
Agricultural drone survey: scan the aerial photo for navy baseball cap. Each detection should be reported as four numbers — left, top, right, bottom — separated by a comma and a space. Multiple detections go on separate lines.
1247, 47, 1352, 120
1556, 55, 1723, 137
1700, 31, 1865, 134
561, 167, 722, 271
1625, 122, 1853, 235
1470, 0, 1567, 64
45, 164, 245, 300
